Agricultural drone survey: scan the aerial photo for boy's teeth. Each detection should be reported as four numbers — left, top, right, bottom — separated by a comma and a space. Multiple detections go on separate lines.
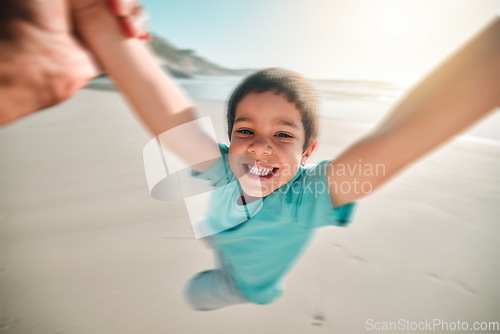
249, 166, 273, 176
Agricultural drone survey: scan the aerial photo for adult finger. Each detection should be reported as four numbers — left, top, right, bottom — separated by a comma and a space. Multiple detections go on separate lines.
118, 5, 148, 39
107, 0, 139, 17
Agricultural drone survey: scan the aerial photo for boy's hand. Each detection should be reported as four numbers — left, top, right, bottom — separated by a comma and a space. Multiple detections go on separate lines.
74, 0, 149, 42
73, 0, 221, 173
0, 0, 148, 125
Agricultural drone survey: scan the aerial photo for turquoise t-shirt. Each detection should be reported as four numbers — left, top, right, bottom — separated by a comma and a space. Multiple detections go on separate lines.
192, 144, 356, 305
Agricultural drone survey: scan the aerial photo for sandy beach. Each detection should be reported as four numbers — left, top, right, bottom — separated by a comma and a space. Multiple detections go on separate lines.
1, 88, 499, 333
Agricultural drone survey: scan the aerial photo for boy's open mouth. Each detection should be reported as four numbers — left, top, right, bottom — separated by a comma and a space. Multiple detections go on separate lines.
242, 163, 278, 179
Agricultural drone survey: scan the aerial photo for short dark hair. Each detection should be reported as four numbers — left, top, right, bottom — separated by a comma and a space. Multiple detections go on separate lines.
227, 68, 320, 152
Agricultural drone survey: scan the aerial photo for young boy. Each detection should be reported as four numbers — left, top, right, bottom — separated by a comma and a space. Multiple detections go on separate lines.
73, 4, 500, 311
182, 68, 357, 310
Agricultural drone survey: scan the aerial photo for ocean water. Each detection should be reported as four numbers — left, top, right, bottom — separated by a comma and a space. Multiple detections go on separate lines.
173, 75, 404, 123
90, 75, 500, 143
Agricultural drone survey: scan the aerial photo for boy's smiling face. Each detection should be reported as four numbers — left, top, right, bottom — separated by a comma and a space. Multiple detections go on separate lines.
228, 91, 315, 197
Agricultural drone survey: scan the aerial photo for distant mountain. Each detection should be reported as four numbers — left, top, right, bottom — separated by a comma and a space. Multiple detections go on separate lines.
148, 34, 253, 78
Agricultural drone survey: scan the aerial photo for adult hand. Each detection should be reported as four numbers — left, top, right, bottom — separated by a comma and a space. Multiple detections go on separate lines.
0, 0, 148, 125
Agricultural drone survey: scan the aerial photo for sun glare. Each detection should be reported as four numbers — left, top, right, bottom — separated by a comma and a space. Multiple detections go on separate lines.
378, 7, 408, 36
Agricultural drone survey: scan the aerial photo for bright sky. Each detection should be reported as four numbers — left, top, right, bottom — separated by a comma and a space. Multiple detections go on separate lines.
142, 0, 499, 85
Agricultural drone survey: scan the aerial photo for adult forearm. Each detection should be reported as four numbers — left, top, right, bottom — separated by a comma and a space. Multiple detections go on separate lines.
0, 20, 95, 125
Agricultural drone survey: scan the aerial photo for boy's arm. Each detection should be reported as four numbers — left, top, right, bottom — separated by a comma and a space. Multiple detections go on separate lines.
0, 0, 146, 125
72, 0, 220, 172
329, 17, 500, 207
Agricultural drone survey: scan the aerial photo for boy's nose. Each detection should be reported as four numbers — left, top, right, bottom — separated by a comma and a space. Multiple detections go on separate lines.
248, 138, 272, 156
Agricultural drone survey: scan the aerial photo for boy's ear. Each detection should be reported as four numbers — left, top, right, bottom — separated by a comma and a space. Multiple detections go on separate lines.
304, 141, 318, 158
302, 142, 318, 165
310, 141, 318, 155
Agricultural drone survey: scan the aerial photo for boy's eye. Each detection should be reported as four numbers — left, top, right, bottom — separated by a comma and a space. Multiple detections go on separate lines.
276, 132, 293, 138
236, 129, 253, 135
